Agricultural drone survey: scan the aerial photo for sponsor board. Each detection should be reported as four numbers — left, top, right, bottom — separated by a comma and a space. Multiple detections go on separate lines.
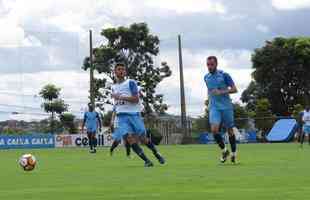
0, 134, 55, 149
55, 132, 113, 148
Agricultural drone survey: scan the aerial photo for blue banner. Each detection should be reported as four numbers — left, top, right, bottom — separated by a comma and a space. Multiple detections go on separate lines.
0, 134, 55, 149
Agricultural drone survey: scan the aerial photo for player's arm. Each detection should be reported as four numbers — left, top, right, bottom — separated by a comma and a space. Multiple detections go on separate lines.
222, 85, 238, 94
111, 80, 139, 103
118, 95, 139, 103
216, 73, 238, 95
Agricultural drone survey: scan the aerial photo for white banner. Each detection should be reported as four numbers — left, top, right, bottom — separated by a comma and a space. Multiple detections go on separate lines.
55, 131, 113, 148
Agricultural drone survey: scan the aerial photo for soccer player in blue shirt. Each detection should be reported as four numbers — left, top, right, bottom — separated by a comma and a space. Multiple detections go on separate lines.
111, 63, 165, 167
204, 56, 238, 163
82, 103, 102, 153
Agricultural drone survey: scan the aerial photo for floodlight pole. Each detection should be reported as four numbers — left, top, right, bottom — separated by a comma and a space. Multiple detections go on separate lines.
178, 34, 188, 136
89, 30, 95, 108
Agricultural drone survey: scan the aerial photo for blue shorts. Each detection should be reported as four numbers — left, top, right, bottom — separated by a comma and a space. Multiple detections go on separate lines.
209, 108, 234, 128
87, 129, 96, 135
303, 125, 310, 135
112, 113, 146, 141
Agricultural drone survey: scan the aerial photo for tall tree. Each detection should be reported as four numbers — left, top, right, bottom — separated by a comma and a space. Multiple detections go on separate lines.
233, 103, 249, 129
253, 98, 274, 138
39, 84, 68, 133
60, 113, 78, 134
83, 23, 172, 116
242, 37, 310, 115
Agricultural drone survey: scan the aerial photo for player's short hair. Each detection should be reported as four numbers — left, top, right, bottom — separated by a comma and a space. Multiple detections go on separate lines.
88, 103, 94, 111
207, 56, 218, 64
114, 63, 126, 70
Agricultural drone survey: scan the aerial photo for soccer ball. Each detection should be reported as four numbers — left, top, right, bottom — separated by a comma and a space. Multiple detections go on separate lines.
19, 154, 37, 171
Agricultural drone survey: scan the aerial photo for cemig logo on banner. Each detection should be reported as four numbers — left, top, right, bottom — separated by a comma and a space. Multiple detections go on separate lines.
56, 135, 73, 147
75, 135, 105, 147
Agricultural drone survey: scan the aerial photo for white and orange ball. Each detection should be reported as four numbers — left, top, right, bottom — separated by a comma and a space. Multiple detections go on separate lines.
19, 154, 37, 171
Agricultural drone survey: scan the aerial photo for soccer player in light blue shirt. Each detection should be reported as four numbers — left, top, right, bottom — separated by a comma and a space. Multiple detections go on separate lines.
204, 56, 238, 163
82, 104, 102, 153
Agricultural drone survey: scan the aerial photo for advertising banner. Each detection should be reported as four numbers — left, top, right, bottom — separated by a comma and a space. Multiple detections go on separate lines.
0, 134, 55, 149
55, 132, 113, 148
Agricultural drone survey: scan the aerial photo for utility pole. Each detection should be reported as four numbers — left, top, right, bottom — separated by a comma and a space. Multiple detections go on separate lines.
178, 34, 188, 136
89, 30, 95, 108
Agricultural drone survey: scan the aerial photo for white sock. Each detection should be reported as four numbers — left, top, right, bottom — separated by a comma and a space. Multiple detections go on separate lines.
232, 152, 237, 156
222, 147, 227, 153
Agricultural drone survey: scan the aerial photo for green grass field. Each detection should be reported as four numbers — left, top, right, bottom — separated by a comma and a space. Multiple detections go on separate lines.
1, 144, 310, 200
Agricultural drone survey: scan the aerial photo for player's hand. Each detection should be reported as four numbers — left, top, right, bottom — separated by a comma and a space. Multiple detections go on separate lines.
111, 93, 122, 100
99, 127, 102, 133
212, 89, 227, 95
211, 89, 222, 95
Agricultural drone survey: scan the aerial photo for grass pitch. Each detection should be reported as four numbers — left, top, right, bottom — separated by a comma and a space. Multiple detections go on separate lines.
0, 144, 310, 200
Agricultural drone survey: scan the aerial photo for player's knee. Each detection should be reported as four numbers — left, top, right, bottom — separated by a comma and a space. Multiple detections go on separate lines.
211, 126, 219, 134
228, 128, 234, 136
126, 134, 135, 144
141, 136, 149, 144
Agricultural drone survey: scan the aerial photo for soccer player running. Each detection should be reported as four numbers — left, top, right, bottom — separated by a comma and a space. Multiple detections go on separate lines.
82, 103, 102, 153
300, 105, 310, 147
204, 56, 238, 163
111, 63, 165, 167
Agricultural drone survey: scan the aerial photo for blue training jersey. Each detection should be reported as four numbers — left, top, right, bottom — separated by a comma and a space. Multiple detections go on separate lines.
84, 111, 100, 132
204, 70, 235, 110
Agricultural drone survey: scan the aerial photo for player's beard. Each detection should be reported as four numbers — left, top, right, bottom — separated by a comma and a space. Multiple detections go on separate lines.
116, 76, 125, 83
208, 67, 217, 74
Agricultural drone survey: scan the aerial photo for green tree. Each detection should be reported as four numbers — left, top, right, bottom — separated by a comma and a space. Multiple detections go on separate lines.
102, 111, 113, 127
39, 84, 68, 133
192, 100, 210, 133
243, 37, 310, 115
253, 98, 275, 139
60, 113, 78, 134
233, 103, 249, 129
83, 23, 172, 116
241, 81, 265, 112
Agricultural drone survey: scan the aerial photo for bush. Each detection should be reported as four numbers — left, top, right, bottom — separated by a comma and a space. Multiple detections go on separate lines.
147, 128, 162, 145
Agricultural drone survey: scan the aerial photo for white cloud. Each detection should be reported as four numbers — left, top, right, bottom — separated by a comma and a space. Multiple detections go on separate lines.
145, 0, 226, 14
272, 0, 310, 10
0, 17, 24, 47
256, 24, 270, 33
0, 70, 90, 119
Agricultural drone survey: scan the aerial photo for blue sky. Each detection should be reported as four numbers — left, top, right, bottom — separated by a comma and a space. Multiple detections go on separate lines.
0, 0, 310, 121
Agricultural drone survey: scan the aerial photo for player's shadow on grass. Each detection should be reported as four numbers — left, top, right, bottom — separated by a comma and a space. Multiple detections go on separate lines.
217, 162, 243, 167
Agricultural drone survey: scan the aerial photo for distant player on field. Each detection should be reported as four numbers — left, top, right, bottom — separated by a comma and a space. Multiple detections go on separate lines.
300, 105, 310, 147
82, 103, 102, 153
204, 56, 238, 163
111, 63, 165, 167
